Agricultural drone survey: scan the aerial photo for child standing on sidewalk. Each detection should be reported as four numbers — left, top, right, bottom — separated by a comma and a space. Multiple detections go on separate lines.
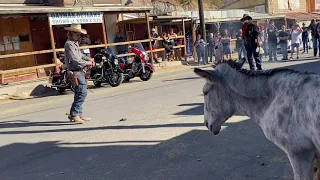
290, 23, 303, 60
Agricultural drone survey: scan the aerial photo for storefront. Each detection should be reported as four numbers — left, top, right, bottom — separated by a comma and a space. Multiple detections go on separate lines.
0, 6, 151, 84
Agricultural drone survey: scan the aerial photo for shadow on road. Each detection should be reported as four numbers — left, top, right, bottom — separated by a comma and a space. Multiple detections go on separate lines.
0, 120, 75, 129
279, 60, 320, 73
0, 122, 204, 134
0, 119, 292, 180
163, 77, 201, 82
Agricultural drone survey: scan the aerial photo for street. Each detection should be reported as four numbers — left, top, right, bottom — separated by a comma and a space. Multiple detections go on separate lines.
1, 57, 320, 180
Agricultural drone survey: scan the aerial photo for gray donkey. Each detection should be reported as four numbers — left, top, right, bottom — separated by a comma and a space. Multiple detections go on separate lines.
194, 60, 320, 180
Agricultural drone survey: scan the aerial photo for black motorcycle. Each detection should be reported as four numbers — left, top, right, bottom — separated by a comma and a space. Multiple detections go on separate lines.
50, 53, 74, 94
88, 48, 124, 87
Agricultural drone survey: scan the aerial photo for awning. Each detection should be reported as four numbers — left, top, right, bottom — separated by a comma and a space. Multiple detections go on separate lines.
0, 5, 152, 15
284, 12, 320, 20
204, 14, 286, 23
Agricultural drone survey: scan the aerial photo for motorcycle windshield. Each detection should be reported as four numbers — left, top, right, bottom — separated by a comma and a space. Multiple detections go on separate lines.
134, 42, 146, 52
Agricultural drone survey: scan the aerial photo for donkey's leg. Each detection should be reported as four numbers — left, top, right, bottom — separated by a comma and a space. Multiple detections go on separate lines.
288, 151, 314, 180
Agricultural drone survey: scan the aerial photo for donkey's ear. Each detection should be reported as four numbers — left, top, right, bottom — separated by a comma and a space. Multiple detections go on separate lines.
194, 68, 221, 83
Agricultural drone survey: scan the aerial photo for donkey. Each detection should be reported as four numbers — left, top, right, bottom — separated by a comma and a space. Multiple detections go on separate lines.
194, 60, 320, 180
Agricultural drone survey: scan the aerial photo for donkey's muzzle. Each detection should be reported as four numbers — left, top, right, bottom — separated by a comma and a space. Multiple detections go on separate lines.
205, 121, 221, 135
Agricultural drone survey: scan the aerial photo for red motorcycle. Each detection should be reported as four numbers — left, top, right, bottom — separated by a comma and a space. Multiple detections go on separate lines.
119, 44, 155, 82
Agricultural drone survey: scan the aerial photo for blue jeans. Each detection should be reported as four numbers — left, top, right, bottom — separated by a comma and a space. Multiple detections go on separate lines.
280, 43, 288, 59
70, 72, 87, 117
237, 46, 247, 61
197, 51, 207, 64
245, 43, 262, 70
313, 36, 320, 56
268, 42, 277, 61
303, 39, 308, 52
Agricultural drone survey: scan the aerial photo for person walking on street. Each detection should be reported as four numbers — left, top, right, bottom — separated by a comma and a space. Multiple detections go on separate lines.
308, 19, 319, 57
267, 21, 278, 61
278, 25, 289, 60
64, 24, 94, 124
236, 29, 247, 61
207, 33, 215, 63
302, 22, 309, 53
290, 23, 303, 60
241, 14, 262, 70
194, 34, 207, 65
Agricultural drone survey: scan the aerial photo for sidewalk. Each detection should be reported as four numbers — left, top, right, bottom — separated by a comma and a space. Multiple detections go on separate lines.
0, 60, 210, 101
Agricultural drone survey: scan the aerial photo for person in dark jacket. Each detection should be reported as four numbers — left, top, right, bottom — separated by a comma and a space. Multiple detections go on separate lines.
267, 20, 278, 61
241, 14, 262, 70
308, 19, 319, 56
302, 22, 309, 53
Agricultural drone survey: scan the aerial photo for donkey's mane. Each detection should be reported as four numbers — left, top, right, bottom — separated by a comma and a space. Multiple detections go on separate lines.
218, 60, 315, 77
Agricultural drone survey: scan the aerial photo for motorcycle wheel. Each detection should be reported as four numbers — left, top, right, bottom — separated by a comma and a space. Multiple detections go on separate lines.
140, 68, 153, 81
93, 81, 102, 87
57, 87, 66, 94
108, 72, 124, 87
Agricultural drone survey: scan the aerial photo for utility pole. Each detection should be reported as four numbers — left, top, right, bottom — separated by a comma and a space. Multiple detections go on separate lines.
198, 0, 206, 42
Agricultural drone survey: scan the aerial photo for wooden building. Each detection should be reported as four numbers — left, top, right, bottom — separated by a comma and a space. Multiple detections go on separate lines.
0, 5, 152, 84
117, 16, 194, 61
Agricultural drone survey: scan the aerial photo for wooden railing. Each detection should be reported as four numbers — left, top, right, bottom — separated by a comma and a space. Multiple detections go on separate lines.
0, 36, 186, 84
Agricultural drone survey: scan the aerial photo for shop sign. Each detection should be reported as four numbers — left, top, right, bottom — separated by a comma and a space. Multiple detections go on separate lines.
48, 12, 103, 25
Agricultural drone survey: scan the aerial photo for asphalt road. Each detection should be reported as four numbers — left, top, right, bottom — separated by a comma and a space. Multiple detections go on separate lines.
1, 56, 320, 180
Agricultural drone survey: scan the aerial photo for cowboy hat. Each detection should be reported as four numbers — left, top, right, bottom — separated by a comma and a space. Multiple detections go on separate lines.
64, 24, 87, 34
241, 14, 253, 22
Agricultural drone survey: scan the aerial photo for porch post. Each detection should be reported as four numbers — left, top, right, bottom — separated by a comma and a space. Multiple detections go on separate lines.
182, 18, 187, 61
101, 13, 108, 48
192, 20, 197, 62
0, 72, 4, 84
145, 12, 154, 64
48, 15, 59, 72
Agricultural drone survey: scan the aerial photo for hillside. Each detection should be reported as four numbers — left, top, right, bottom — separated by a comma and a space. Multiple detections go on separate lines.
126, 0, 222, 15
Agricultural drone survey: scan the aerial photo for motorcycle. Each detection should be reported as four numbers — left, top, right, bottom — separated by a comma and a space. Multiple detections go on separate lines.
49, 53, 74, 94
119, 43, 155, 82
87, 48, 124, 87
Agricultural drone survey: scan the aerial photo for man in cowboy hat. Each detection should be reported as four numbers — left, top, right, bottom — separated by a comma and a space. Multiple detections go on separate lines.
241, 14, 262, 70
64, 24, 94, 124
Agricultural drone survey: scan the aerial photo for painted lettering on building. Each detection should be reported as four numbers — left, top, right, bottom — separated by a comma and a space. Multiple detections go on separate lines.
48, 12, 103, 25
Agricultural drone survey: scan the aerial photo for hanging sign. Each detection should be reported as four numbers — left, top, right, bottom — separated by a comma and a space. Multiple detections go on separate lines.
48, 12, 103, 25
186, 32, 193, 56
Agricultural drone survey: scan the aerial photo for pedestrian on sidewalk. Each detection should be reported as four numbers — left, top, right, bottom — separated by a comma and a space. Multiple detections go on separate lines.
194, 34, 208, 65
278, 25, 289, 60
64, 24, 94, 124
241, 14, 262, 70
290, 23, 303, 60
308, 19, 320, 57
302, 22, 309, 53
267, 20, 278, 61
236, 29, 247, 61
222, 29, 232, 60
207, 33, 215, 63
